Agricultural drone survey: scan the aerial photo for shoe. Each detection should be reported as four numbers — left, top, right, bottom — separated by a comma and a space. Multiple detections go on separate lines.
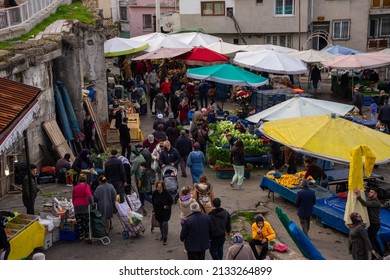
141, 207, 147, 217
163, 239, 167, 245
230, 183, 234, 188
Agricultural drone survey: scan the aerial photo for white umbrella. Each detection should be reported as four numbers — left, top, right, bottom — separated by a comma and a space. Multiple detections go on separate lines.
243, 44, 298, 54
322, 52, 390, 70
233, 50, 308, 75
246, 96, 355, 123
131, 33, 192, 52
170, 32, 222, 47
103, 37, 148, 57
289, 49, 334, 63
205, 41, 248, 55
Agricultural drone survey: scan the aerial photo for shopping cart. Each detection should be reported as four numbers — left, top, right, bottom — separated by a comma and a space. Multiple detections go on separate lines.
115, 193, 145, 239
87, 204, 111, 245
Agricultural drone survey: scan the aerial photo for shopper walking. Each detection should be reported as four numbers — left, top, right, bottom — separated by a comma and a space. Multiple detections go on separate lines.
296, 179, 316, 237
230, 139, 246, 190
93, 175, 117, 235
152, 181, 174, 245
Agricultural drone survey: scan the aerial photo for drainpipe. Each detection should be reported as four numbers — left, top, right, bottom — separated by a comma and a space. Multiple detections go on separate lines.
156, 0, 161, 33
298, 0, 301, 50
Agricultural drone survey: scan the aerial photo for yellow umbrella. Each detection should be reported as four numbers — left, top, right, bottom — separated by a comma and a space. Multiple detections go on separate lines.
260, 114, 390, 164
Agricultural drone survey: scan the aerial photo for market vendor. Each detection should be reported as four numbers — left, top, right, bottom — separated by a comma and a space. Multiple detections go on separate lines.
303, 158, 328, 188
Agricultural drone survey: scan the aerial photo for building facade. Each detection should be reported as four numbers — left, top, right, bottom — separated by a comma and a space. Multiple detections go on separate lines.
179, 0, 374, 52
129, 0, 179, 37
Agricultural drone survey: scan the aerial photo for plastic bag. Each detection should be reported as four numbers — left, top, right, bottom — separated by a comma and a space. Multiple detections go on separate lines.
274, 243, 288, 252
129, 210, 143, 225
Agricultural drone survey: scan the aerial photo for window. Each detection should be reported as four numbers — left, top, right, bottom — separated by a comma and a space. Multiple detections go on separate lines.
201, 1, 225, 16
143, 14, 152, 30
275, 0, 294, 15
370, 19, 379, 37
256, 0, 263, 3
266, 34, 292, 48
332, 20, 350, 40
372, 0, 380, 6
372, 0, 390, 7
381, 17, 390, 36
119, 7, 128, 21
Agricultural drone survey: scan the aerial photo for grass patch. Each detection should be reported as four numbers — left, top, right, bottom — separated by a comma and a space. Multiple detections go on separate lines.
0, 1, 94, 49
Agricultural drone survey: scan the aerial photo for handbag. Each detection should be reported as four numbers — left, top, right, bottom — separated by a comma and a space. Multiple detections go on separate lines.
151, 212, 159, 232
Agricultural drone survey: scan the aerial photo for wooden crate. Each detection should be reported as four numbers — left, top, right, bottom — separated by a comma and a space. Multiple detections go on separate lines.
107, 119, 119, 143
130, 128, 143, 141
126, 113, 140, 129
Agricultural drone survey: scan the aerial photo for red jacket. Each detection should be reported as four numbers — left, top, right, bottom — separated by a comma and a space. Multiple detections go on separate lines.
72, 183, 93, 207
178, 104, 190, 121
161, 81, 171, 95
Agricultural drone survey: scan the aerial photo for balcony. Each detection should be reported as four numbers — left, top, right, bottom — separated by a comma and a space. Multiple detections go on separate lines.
0, 0, 59, 31
367, 38, 389, 49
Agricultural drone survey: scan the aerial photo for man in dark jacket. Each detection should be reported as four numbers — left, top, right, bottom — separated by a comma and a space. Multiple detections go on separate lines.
115, 107, 124, 129
208, 198, 231, 260
170, 91, 181, 120
119, 117, 131, 159
296, 179, 316, 237
105, 150, 127, 203
159, 140, 181, 169
135, 143, 152, 170
174, 130, 193, 177
198, 81, 211, 108
180, 202, 215, 260
378, 103, 390, 130
355, 188, 384, 258
83, 113, 96, 150
22, 164, 40, 215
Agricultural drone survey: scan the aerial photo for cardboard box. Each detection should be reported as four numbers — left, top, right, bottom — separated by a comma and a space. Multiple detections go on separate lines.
42, 232, 53, 250
51, 227, 60, 243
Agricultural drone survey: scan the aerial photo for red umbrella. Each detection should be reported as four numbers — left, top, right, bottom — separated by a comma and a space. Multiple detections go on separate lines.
177, 47, 229, 65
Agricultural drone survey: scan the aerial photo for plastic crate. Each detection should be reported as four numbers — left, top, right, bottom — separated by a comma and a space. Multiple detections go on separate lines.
60, 222, 78, 241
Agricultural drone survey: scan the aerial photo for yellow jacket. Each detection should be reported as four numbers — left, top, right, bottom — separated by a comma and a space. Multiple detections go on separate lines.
251, 221, 276, 241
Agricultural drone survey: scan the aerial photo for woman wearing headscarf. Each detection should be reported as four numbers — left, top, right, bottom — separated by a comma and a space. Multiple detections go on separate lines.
71, 149, 94, 184
226, 233, 256, 260
348, 212, 376, 260
186, 142, 206, 184
178, 186, 196, 226
72, 173, 94, 240
152, 181, 173, 245
93, 176, 117, 235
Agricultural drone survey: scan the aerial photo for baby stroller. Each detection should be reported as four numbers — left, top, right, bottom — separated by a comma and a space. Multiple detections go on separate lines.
162, 166, 179, 203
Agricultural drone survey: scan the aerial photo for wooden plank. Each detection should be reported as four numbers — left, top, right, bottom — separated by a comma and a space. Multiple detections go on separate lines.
42, 120, 75, 162
83, 96, 108, 152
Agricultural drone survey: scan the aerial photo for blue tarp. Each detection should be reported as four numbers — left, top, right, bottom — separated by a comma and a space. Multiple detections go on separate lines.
56, 81, 81, 135
54, 84, 74, 141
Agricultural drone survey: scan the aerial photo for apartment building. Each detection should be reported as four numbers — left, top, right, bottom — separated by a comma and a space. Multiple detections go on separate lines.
368, 0, 390, 50
179, 0, 372, 52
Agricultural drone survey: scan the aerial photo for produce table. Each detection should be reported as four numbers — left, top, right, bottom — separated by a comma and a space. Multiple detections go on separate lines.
313, 196, 390, 251
259, 176, 334, 203
8, 221, 45, 260
326, 168, 384, 192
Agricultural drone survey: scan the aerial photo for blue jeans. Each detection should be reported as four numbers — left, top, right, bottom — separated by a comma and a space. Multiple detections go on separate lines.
209, 234, 226, 260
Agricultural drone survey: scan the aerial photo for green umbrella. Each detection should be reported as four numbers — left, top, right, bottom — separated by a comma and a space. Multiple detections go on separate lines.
186, 63, 268, 87
104, 37, 148, 57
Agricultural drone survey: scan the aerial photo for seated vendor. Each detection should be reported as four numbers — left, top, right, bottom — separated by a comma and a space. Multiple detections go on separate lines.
249, 215, 276, 260
303, 158, 328, 188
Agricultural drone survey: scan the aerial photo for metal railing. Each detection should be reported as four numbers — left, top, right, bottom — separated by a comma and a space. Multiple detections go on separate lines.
0, 0, 57, 31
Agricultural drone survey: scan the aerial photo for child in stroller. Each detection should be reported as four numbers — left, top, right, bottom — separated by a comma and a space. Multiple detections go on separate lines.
162, 166, 179, 203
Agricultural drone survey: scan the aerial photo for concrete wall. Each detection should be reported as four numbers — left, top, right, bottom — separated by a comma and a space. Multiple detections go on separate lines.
0, 21, 107, 166
311, 0, 370, 52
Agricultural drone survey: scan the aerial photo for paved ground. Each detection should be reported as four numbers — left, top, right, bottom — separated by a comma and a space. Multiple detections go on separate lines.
1, 73, 389, 260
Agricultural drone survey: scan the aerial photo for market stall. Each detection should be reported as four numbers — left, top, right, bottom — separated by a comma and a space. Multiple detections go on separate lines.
4, 214, 45, 260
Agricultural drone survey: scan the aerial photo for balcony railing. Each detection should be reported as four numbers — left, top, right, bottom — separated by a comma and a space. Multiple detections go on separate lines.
0, 0, 58, 31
